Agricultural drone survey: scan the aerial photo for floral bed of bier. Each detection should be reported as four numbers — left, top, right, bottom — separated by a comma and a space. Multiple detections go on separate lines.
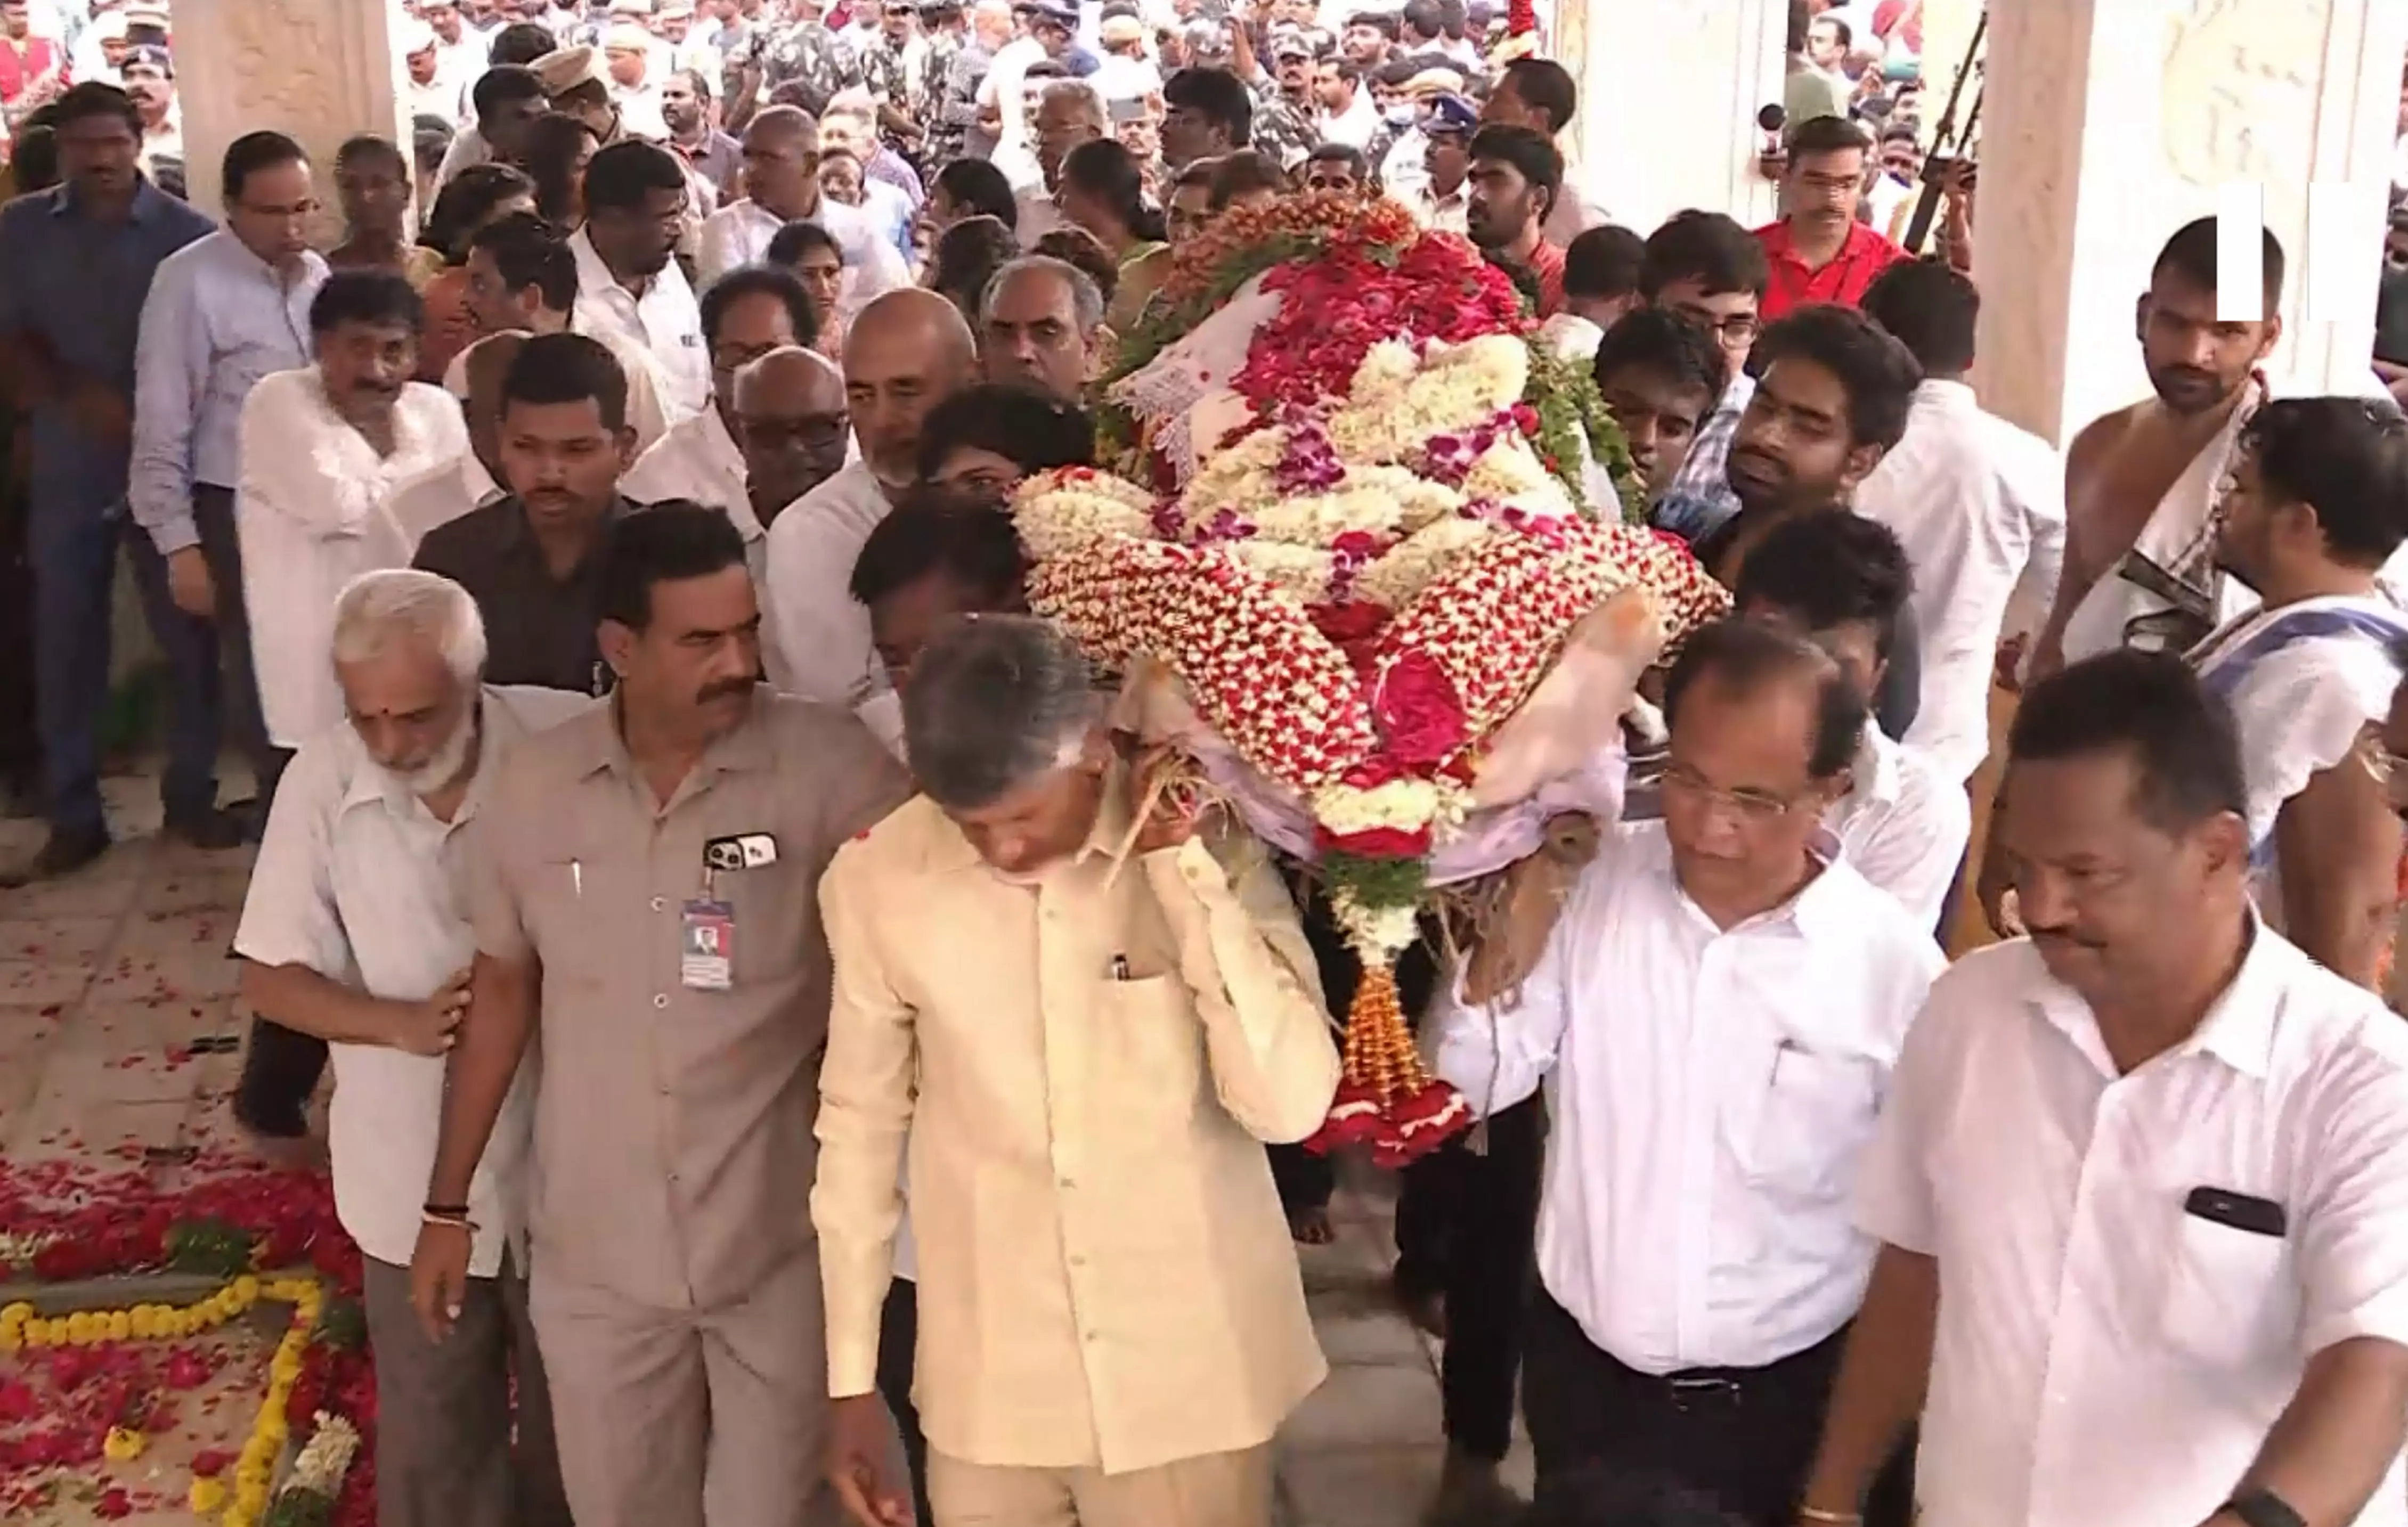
0, 1153, 373, 1527
1023, 193, 1727, 1168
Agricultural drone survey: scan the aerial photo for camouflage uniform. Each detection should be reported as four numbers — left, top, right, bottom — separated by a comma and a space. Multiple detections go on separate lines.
932, 37, 993, 165
915, 29, 965, 167
1250, 85, 1320, 171
761, 20, 864, 106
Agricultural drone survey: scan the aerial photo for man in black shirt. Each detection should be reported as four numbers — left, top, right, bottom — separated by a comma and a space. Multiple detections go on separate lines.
416, 332, 645, 696
1693, 303, 1925, 740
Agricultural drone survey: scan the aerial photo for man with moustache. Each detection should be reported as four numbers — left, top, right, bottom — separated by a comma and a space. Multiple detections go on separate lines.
1692, 303, 1927, 744
763, 287, 975, 708
237, 570, 581, 1527
571, 140, 711, 415
458, 211, 679, 454
415, 503, 911, 1527
1804, 651, 2408, 1527
2178, 398, 2408, 989
237, 272, 471, 757
415, 332, 647, 697
2023, 220, 2289, 685
0, 81, 216, 887
1430, 618, 1941, 1524
730, 346, 850, 552
129, 129, 330, 823
622, 265, 819, 574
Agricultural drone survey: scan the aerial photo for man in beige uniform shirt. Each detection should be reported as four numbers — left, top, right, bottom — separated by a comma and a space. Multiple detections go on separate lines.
815, 615, 1342, 1527
412, 501, 913, 1527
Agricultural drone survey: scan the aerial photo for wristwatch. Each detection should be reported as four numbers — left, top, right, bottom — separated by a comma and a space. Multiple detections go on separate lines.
2222, 1490, 2306, 1527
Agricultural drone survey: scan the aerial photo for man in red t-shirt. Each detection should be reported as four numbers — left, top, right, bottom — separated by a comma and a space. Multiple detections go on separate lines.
1753, 113, 1908, 320
1873, 0, 1925, 58
1468, 122, 1569, 316
0, 0, 64, 128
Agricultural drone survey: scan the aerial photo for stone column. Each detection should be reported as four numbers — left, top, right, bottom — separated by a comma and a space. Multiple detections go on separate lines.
1971, 0, 2408, 447
1567, 0, 1787, 235
171, 0, 410, 233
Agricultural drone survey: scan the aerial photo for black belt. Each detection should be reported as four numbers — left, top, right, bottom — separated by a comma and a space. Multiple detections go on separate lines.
1613, 1324, 1849, 1414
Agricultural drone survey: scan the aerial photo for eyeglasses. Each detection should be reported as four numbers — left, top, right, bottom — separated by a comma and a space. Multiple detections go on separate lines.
1671, 308, 1760, 344
740, 414, 851, 450
1659, 764, 1802, 823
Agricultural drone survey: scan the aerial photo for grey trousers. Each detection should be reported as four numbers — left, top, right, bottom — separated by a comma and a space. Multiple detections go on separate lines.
361, 1252, 572, 1527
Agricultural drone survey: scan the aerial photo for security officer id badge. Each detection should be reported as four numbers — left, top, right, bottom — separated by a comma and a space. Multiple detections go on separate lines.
680, 899, 736, 991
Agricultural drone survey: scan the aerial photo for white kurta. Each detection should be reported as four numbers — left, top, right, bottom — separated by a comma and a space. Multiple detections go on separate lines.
234, 368, 470, 747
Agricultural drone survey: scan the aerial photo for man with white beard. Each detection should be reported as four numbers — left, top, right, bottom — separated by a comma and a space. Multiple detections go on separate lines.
234, 570, 586, 1527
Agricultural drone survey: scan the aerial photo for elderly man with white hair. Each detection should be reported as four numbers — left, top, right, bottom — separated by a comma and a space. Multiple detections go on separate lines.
234, 570, 589, 1527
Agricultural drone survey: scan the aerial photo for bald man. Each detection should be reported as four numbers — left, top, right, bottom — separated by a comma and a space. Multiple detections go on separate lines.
764, 290, 977, 705
391, 332, 528, 552
734, 347, 851, 534
698, 105, 911, 309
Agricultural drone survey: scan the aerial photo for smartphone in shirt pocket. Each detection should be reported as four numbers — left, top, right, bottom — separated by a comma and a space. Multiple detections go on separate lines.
2160, 1185, 2300, 1368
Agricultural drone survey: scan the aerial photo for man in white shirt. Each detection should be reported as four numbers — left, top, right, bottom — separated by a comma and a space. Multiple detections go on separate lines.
765, 288, 974, 706
696, 104, 909, 314
1856, 258, 2067, 789
1314, 56, 1378, 149
1804, 649, 2408, 1527
458, 211, 681, 452
2190, 396, 2408, 988
235, 569, 584, 1527
570, 139, 711, 414
1735, 509, 1971, 934
236, 271, 470, 757
622, 270, 832, 688
974, 3, 1051, 189
623, 266, 819, 543
393, 332, 522, 553
1431, 617, 1942, 1525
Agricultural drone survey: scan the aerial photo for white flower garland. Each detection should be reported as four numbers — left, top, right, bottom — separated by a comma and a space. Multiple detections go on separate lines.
1352, 517, 1494, 610
1014, 471, 1158, 561
1314, 777, 1445, 837
1327, 336, 1529, 464
1334, 896, 1422, 956
1231, 541, 1338, 603
284, 1411, 361, 1497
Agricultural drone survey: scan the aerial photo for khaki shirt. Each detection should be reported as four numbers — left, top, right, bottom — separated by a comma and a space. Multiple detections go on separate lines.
813, 773, 1341, 1475
467, 688, 912, 1310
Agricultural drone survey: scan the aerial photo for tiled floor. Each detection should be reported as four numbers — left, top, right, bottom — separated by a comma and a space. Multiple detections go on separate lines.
1, 791, 1520, 1526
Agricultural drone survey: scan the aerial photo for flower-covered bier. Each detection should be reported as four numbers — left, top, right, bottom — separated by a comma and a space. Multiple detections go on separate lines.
1020, 191, 1723, 1168
1027, 536, 1379, 790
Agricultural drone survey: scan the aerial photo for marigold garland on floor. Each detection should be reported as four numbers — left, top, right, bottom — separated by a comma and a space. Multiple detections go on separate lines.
0, 1154, 376, 1527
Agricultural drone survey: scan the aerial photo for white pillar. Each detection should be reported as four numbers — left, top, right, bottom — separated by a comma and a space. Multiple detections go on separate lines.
1972, 0, 2408, 447
1568, 0, 1786, 236
172, 0, 410, 232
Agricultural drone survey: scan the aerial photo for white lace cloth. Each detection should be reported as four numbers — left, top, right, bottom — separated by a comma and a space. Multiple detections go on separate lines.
1105, 272, 1288, 487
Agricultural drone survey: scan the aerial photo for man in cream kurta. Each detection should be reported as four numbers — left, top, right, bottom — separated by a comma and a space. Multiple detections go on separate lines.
813, 615, 1339, 1527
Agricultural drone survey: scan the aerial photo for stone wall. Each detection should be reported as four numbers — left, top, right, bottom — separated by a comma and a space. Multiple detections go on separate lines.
1974, 0, 2407, 445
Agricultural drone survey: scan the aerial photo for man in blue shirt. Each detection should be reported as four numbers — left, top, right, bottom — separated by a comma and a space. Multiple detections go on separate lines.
126, 129, 330, 827
0, 81, 219, 886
